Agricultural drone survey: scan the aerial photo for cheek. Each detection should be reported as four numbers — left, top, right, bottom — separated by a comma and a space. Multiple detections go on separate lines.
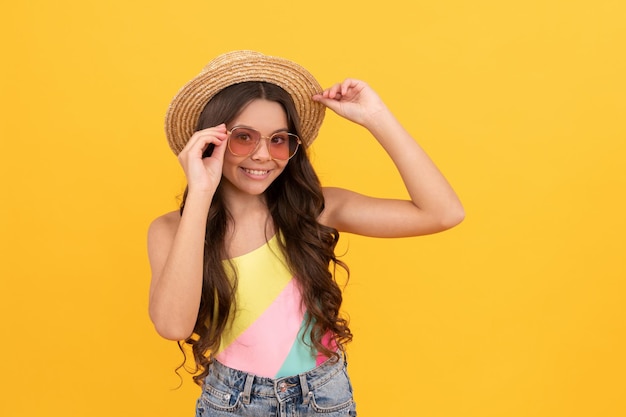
222, 153, 241, 170
273, 161, 288, 176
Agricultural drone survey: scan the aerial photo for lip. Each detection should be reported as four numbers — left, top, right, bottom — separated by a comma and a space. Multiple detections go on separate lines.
240, 167, 272, 179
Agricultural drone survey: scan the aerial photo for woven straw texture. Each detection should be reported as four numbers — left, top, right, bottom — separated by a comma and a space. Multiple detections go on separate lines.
165, 50, 325, 155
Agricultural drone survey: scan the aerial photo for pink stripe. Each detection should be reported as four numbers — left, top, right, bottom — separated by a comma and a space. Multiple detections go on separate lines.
316, 332, 337, 366
216, 279, 304, 377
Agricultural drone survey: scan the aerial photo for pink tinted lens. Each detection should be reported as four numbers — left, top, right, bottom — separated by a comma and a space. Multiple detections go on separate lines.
229, 127, 299, 160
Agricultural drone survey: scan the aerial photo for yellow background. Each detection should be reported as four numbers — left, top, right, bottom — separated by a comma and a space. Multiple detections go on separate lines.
1, 0, 624, 416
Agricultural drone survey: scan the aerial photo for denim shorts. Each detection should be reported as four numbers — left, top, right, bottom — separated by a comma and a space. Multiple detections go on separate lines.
195, 356, 357, 416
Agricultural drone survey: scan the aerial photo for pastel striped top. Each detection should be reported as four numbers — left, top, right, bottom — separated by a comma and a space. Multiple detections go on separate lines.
214, 235, 331, 378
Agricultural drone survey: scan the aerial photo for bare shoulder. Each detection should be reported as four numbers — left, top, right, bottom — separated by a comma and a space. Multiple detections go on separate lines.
147, 210, 182, 275
148, 210, 181, 246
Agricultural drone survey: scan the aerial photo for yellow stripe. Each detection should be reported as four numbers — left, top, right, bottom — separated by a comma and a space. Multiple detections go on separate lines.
218, 235, 293, 350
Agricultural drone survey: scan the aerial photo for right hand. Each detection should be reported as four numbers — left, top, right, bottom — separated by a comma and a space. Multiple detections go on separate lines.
177, 124, 228, 194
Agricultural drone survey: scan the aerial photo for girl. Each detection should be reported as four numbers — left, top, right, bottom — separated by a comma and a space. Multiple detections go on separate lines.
148, 51, 464, 416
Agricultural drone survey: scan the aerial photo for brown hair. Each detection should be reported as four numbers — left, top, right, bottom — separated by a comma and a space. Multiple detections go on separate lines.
179, 82, 351, 385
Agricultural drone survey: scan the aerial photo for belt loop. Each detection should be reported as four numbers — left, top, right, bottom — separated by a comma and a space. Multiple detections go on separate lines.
299, 373, 310, 405
241, 374, 254, 405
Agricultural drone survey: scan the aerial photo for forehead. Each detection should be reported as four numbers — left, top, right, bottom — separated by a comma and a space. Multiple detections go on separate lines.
231, 99, 288, 131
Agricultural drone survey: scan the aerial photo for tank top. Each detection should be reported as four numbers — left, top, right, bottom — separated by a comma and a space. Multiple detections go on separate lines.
214, 234, 331, 378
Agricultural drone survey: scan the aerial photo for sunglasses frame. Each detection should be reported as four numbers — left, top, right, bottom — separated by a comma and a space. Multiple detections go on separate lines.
226, 126, 302, 161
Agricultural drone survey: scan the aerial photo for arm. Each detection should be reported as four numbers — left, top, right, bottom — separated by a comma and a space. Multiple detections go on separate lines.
313, 79, 464, 237
147, 125, 228, 340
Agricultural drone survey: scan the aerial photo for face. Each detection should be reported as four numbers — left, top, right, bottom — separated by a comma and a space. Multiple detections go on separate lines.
220, 99, 291, 198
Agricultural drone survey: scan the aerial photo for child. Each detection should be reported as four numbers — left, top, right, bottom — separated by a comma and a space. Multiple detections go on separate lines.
148, 50, 464, 416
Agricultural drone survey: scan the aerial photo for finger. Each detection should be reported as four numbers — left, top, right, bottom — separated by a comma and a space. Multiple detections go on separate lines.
312, 95, 343, 113
184, 138, 223, 162
314, 79, 361, 102
340, 78, 364, 98
191, 125, 228, 144
180, 129, 228, 161
196, 123, 227, 135
340, 78, 355, 96
321, 83, 341, 99
191, 126, 228, 148
332, 82, 347, 99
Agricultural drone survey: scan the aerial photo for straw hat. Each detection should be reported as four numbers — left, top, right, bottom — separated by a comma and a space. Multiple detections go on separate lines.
165, 50, 325, 155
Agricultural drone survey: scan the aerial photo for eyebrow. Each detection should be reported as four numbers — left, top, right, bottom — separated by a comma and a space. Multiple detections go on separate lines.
230, 124, 289, 135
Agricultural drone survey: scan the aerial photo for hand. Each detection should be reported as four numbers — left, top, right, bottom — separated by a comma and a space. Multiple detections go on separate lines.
177, 124, 228, 194
313, 79, 388, 127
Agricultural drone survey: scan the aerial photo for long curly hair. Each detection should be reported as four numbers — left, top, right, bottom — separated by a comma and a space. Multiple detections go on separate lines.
178, 82, 352, 385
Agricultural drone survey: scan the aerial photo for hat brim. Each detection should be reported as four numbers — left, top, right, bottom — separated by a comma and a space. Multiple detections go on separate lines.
165, 50, 325, 155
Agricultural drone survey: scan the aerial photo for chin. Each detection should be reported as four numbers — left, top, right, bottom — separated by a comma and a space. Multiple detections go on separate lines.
221, 177, 274, 198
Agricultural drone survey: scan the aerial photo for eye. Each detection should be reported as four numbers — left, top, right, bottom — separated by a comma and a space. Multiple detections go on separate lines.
270, 133, 289, 145
232, 128, 256, 143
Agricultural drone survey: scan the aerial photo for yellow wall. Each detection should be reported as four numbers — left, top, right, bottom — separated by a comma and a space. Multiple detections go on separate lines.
1, 1, 624, 416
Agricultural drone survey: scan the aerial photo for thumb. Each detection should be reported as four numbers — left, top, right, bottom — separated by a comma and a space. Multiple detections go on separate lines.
312, 95, 343, 114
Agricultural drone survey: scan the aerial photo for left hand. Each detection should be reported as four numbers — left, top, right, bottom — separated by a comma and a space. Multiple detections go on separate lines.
313, 79, 388, 127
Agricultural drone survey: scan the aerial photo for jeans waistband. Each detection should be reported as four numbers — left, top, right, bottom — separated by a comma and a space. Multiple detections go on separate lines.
207, 355, 346, 405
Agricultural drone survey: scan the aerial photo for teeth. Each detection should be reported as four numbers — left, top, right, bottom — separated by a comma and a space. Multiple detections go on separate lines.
243, 168, 269, 175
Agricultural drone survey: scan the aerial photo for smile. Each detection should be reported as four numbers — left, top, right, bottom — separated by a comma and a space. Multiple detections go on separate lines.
242, 168, 271, 176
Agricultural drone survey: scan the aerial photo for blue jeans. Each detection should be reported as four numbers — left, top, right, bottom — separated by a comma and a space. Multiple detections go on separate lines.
195, 356, 357, 416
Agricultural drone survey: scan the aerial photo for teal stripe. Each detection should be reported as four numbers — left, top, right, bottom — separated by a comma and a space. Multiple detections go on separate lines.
275, 320, 316, 378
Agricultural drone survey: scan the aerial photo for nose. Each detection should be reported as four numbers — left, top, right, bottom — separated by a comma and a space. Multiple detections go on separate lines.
250, 137, 272, 161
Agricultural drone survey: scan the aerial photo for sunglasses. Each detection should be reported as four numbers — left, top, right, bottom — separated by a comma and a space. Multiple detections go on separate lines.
227, 126, 301, 161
